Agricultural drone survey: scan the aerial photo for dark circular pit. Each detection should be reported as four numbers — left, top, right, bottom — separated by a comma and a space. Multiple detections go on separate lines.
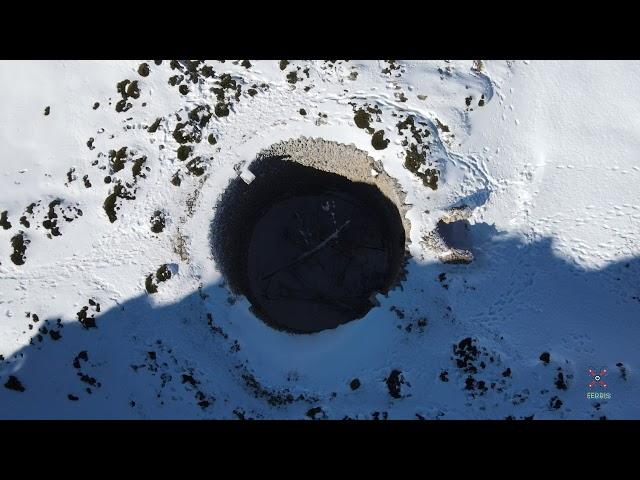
211, 138, 408, 334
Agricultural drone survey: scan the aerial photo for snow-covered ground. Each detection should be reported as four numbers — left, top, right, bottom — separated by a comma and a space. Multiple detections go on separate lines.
0, 60, 638, 419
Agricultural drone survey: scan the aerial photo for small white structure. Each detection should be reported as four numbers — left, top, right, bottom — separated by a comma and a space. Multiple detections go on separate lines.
240, 169, 256, 185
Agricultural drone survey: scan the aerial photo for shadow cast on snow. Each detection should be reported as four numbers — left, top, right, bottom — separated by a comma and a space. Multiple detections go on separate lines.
1, 223, 639, 419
